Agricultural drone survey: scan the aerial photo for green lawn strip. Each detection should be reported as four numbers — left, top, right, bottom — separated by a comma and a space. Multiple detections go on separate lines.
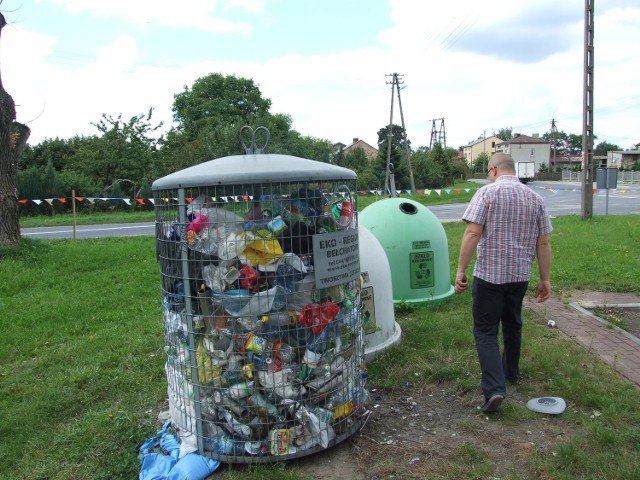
0, 237, 166, 479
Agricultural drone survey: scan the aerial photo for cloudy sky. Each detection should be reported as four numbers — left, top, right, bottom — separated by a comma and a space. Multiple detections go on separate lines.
2, 0, 639, 151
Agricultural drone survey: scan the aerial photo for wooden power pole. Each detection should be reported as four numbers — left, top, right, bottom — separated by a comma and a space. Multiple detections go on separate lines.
384, 73, 416, 194
581, 0, 595, 219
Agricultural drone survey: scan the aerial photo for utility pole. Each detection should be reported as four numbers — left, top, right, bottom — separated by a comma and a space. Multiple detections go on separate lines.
394, 75, 416, 192
581, 0, 594, 219
384, 73, 416, 194
384, 74, 395, 195
550, 119, 558, 170
483, 130, 486, 168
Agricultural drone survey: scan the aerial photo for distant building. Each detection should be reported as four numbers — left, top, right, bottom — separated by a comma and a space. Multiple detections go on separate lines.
339, 138, 378, 161
551, 155, 607, 170
495, 133, 551, 172
463, 135, 502, 166
607, 150, 640, 169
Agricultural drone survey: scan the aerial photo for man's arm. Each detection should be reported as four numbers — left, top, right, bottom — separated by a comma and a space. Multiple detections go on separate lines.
534, 234, 552, 302
455, 221, 484, 294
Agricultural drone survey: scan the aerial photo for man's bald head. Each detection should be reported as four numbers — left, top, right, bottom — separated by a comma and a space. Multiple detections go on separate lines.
489, 153, 516, 174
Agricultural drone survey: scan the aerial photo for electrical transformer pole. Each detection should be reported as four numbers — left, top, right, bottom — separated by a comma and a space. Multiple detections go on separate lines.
581, 0, 595, 219
384, 73, 417, 194
384, 74, 395, 195
395, 75, 416, 192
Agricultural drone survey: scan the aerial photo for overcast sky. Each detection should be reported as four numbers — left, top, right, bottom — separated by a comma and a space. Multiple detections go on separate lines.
2, 0, 639, 151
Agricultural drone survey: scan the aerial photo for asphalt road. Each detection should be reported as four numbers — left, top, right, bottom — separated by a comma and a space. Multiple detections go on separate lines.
20, 181, 640, 240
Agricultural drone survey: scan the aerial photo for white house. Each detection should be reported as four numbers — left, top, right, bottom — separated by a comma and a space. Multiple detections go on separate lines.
495, 133, 551, 173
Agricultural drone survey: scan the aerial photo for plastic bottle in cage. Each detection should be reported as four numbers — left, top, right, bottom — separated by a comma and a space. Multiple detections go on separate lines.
221, 408, 252, 439
247, 392, 280, 419
283, 400, 336, 450
261, 311, 297, 330
205, 433, 246, 455
338, 200, 352, 226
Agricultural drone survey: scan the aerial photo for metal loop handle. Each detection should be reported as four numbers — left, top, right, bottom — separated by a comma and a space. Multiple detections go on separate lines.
240, 125, 270, 154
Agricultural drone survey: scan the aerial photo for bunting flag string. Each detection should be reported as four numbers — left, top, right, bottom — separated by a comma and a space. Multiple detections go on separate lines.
17, 189, 469, 206
18, 184, 629, 207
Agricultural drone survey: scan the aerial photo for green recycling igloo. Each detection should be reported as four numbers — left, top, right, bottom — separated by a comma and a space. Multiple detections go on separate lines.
358, 197, 454, 304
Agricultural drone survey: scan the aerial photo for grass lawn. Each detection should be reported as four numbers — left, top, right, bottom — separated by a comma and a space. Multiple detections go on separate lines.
1, 214, 638, 479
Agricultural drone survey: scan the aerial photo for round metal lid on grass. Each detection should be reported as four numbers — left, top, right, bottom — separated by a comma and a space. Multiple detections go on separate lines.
526, 396, 567, 414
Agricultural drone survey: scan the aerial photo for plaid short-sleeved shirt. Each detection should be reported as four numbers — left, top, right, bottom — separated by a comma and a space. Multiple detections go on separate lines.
462, 175, 553, 284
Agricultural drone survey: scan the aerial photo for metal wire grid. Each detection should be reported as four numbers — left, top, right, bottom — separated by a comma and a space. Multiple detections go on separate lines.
154, 179, 368, 462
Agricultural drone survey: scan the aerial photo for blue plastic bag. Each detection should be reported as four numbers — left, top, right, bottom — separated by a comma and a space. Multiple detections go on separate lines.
139, 420, 220, 480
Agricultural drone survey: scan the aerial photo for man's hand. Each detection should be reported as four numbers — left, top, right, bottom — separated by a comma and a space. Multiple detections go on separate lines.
455, 271, 468, 294
534, 280, 551, 303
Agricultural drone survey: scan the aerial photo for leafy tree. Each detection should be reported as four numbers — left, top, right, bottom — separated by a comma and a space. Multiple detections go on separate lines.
159, 85, 334, 176
594, 141, 621, 155
411, 149, 443, 188
431, 143, 451, 179
57, 170, 101, 197
138, 177, 153, 200
543, 130, 584, 156
375, 124, 409, 190
0, 11, 31, 245
157, 121, 252, 177
17, 165, 42, 200
340, 147, 370, 175
108, 181, 124, 199
252, 113, 334, 161
544, 130, 568, 156
494, 127, 513, 141
43, 159, 60, 197
75, 110, 161, 196
450, 156, 470, 180
18, 137, 77, 172
356, 168, 378, 190
172, 73, 271, 141
566, 133, 584, 155
473, 152, 489, 173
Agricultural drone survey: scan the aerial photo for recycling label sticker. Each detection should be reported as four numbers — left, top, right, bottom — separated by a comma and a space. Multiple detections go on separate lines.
360, 285, 376, 334
409, 251, 434, 289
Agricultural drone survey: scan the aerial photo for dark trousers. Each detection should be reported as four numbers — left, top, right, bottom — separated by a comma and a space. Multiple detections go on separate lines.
472, 277, 529, 400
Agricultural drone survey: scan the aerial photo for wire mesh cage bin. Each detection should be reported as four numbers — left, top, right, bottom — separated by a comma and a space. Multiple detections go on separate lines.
152, 147, 368, 463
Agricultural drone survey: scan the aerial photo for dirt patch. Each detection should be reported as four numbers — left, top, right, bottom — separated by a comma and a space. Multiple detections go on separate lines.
285, 382, 578, 479
592, 306, 640, 339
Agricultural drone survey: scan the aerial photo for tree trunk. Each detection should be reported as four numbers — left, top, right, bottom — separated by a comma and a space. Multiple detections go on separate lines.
0, 12, 31, 247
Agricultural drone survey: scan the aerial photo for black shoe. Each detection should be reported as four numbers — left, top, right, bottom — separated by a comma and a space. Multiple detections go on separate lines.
480, 394, 505, 413
507, 378, 521, 386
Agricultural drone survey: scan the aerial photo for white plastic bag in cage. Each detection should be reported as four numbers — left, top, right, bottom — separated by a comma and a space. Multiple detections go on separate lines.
211, 285, 279, 317
202, 263, 239, 293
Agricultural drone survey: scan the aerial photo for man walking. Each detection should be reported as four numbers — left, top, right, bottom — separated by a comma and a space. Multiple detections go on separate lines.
455, 153, 552, 412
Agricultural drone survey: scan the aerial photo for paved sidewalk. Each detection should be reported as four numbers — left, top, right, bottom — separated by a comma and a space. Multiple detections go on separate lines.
524, 291, 640, 387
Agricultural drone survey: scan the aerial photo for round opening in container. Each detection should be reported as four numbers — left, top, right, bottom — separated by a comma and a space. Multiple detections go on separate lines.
399, 202, 418, 215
